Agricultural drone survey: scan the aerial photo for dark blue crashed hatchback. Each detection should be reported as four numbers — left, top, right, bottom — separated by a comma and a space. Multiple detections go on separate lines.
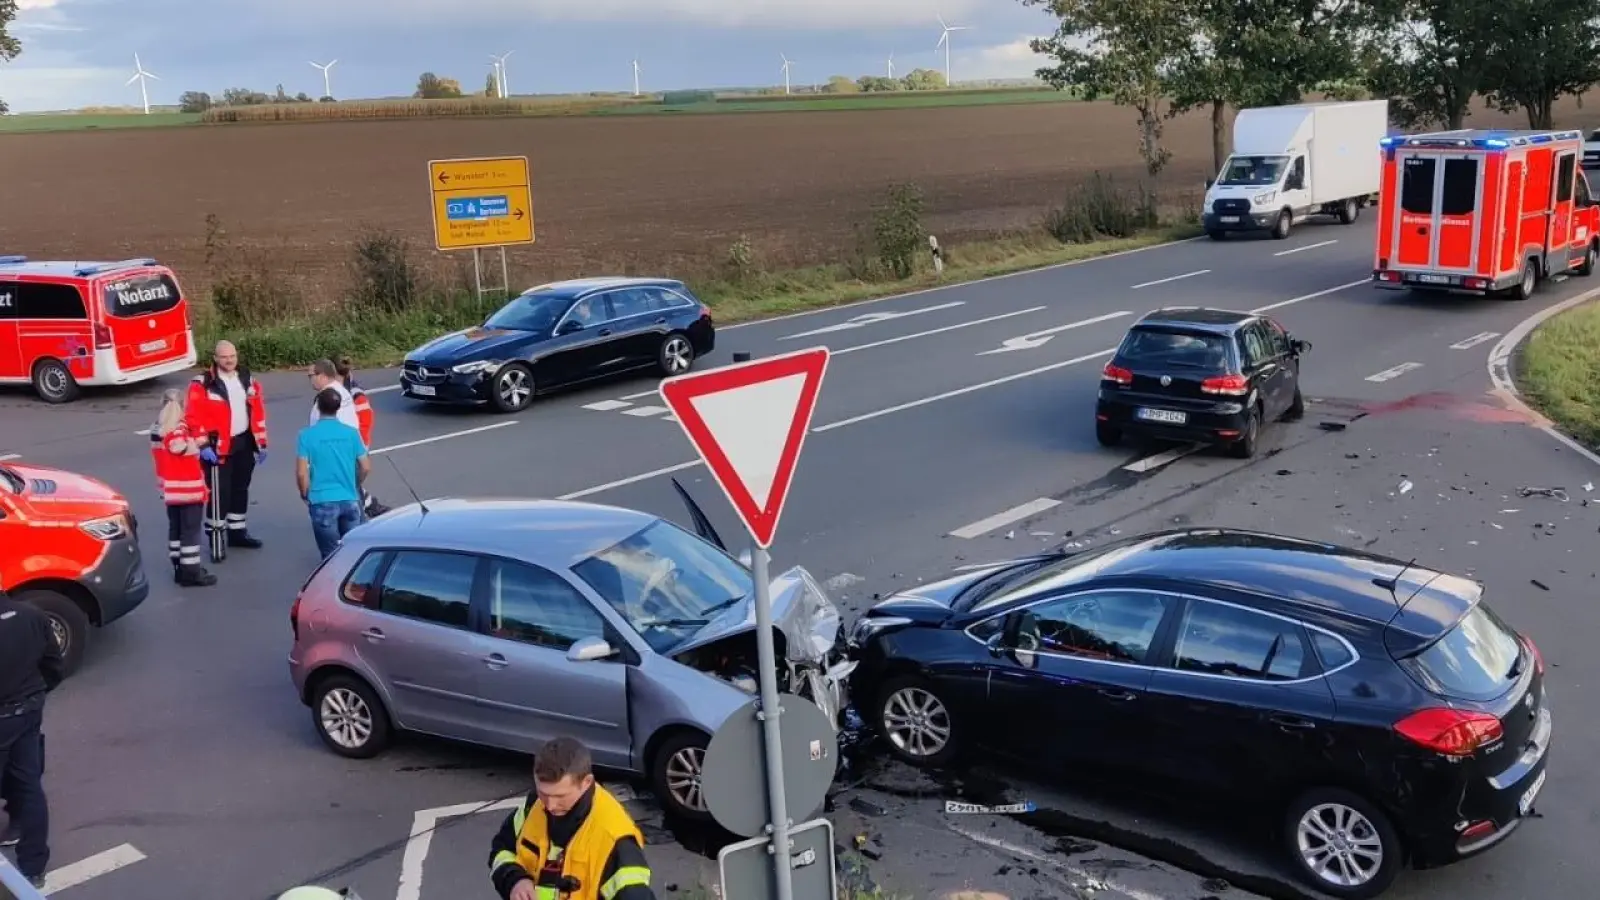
400, 277, 715, 412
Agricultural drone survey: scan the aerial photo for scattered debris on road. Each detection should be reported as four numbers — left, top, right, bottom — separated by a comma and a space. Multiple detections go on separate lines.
1532, 579, 1551, 591
1518, 486, 1570, 501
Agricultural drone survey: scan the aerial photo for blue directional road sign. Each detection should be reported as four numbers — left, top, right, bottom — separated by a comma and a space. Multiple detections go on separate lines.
445, 195, 510, 220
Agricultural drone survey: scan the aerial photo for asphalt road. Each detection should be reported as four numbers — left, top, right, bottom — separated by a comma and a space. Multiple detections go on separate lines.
5, 215, 1600, 900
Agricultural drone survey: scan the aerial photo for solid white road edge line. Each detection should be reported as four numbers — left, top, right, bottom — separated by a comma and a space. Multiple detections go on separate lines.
1130, 269, 1210, 290
370, 421, 520, 455
39, 843, 147, 895
945, 823, 1170, 900
1486, 285, 1600, 468
949, 498, 1062, 539
1123, 444, 1204, 473
1451, 331, 1500, 350
1365, 362, 1423, 383
718, 233, 1207, 331
1274, 239, 1338, 257
561, 278, 1365, 498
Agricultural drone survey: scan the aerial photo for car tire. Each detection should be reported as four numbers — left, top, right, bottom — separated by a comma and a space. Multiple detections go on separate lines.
1231, 405, 1261, 459
1282, 787, 1403, 900
1513, 261, 1538, 301
1095, 422, 1122, 447
31, 358, 81, 404
1577, 242, 1597, 277
657, 331, 696, 377
489, 363, 535, 413
310, 673, 393, 759
1283, 387, 1305, 422
1206, 230, 1226, 241
875, 675, 961, 768
14, 588, 90, 678
1337, 199, 1359, 225
650, 729, 712, 822
1272, 211, 1293, 240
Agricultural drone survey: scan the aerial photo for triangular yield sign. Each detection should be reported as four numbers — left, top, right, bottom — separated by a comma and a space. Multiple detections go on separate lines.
658, 347, 830, 548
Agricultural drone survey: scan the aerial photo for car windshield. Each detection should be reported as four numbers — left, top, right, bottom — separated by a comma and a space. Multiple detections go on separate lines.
1590, 130, 1600, 142
1406, 603, 1524, 702
484, 292, 573, 333
967, 539, 1147, 612
1118, 327, 1231, 370
0, 465, 20, 494
1218, 155, 1288, 186
572, 519, 753, 653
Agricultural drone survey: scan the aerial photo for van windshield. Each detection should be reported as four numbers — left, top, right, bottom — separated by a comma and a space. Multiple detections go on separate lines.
1218, 156, 1288, 186
102, 273, 181, 318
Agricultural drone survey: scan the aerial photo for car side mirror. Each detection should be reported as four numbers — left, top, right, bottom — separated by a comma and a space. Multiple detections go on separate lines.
1291, 339, 1311, 355
983, 630, 1006, 656
558, 319, 584, 334
1205, 178, 1215, 190
566, 636, 615, 662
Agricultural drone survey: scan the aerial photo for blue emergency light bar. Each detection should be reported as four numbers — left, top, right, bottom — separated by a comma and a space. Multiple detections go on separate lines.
0, 255, 27, 265
1382, 130, 1582, 150
73, 258, 158, 277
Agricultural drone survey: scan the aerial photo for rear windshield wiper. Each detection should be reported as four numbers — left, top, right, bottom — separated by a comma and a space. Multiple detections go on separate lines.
1506, 653, 1524, 680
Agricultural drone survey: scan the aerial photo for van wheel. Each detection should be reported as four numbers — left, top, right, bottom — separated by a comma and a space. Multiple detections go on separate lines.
311, 673, 393, 758
32, 358, 81, 404
1272, 211, 1293, 240
1283, 788, 1402, 899
13, 588, 90, 678
1337, 199, 1360, 225
1513, 261, 1538, 300
1206, 230, 1227, 241
1577, 242, 1598, 277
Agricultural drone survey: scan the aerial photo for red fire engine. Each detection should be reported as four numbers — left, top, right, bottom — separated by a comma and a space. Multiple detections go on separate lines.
1373, 129, 1600, 299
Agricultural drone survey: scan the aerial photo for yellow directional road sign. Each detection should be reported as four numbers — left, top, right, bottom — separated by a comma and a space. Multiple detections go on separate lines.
428, 156, 535, 251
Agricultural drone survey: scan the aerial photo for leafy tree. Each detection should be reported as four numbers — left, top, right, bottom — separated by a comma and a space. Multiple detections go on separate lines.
1482, 0, 1600, 128
1361, 0, 1504, 129
485, 72, 500, 97
1025, 0, 1194, 174
857, 75, 903, 92
438, 78, 463, 97
178, 91, 213, 113
823, 75, 861, 93
220, 87, 270, 106
295, 91, 311, 102
415, 72, 464, 99
0, 0, 21, 114
902, 68, 948, 90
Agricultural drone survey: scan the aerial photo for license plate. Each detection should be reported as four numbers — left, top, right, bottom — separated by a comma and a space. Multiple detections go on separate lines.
1219, 216, 1240, 223
410, 385, 436, 396
139, 339, 166, 352
1417, 274, 1451, 285
1137, 408, 1187, 424
1519, 768, 1547, 816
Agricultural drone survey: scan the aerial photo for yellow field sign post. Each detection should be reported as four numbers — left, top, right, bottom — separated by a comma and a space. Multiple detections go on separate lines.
427, 156, 535, 299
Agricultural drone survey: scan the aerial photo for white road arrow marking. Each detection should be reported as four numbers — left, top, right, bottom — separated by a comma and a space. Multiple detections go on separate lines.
1450, 331, 1499, 350
780, 301, 964, 339
978, 311, 1131, 355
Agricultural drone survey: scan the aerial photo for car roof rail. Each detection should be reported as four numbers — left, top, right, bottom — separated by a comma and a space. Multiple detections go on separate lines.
74, 258, 158, 277
0, 255, 27, 266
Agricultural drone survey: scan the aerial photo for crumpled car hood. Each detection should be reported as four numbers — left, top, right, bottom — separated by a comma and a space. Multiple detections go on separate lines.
669, 565, 841, 663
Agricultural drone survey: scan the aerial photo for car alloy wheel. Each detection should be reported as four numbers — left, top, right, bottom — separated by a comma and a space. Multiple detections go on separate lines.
663, 744, 707, 812
882, 685, 952, 758
660, 334, 694, 375
319, 686, 375, 751
497, 367, 533, 410
46, 614, 70, 659
1295, 802, 1385, 890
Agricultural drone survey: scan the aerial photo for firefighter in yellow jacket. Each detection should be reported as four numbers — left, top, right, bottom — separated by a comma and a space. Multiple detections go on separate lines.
488, 736, 655, 900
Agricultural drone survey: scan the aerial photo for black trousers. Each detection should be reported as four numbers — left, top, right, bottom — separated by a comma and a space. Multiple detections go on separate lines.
210, 431, 258, 535
166, 504, 204, 569
0, 709, 48, 878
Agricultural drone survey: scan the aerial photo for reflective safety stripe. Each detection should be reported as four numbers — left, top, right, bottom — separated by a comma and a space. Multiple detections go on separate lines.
600, 865, 651, 899
512, 800, 529, 834
535, 887, 559, 900
489, 850, 518, 872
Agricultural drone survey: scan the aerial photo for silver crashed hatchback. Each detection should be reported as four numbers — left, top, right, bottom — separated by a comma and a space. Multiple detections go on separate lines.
286, 482, 853, 821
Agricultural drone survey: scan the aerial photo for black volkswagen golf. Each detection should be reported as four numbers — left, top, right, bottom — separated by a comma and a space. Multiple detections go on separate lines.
1095, 307, 1309, 457
848, 530, 1550, 899
400, 277, 715, 412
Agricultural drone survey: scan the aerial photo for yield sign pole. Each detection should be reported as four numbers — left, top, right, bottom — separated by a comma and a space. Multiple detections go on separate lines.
658, 346, 830, 900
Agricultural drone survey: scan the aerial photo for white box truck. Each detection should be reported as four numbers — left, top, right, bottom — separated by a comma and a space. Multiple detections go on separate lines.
1201, 99, 1389, 240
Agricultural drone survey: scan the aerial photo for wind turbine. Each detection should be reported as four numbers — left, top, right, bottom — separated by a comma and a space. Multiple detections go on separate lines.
887, 53, 896, 79
309, 60, 337, 99
632, 58, 641, 97
780, 54, 794, 95
490, 51, 513, 97
126, 53, 158, 114
936, 14, 967, 86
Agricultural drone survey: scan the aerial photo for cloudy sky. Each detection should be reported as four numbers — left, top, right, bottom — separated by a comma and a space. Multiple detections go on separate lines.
0, 0, 1059, 112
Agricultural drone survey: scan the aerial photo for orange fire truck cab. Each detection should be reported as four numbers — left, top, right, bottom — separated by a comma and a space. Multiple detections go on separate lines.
0, 256, 198, 403
0, 458, 149, 677
1373, 129, 1600, 299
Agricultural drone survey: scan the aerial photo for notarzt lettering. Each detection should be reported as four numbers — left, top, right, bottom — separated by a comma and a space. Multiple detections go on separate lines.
116, 284, 171, 307
0, 292, 11, 308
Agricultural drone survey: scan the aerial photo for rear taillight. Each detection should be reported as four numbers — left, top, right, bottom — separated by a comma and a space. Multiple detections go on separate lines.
698, 304, 712, 321
1394, 708, 1504, 757
1376, 271, 1401, 283
290, 595, 302, 640
1101, 363, 1133, 386
1200, 373, 1250, 396
1464, 277, 1489, 290
1523, 635, 1545, 677
93, 321, 113, 349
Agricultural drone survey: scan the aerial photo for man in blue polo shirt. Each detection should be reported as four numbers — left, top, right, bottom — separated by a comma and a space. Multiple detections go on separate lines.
296, 388, 371, 558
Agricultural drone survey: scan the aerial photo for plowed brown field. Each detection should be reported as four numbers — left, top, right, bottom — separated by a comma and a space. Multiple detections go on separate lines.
0, 97, 1587, 296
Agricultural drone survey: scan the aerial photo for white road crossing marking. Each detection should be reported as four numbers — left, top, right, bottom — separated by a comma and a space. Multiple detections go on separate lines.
1274, 239, 1338, 257
583, 399, 633, 411
1130, 269, 1209, 290
621, 405, 671, 417
950, 498, 1062, 539
371, 421, 520, 454
1450, 331, 1500, 350
977, 311, 1131, 356
1366, 362, 1424, 383
779, 301, 965, 340
1122, 443, 1204, 473
1250, 279, 1369, 313
0, 453, 18, 461
37, 843, 147, 895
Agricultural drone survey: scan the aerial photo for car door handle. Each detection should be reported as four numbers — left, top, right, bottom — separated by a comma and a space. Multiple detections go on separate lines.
654, 317, 667, 324
361, 628, 386, 642
483, 653, 509, 669
1097, 688, 1137, 701
1270, 715, 1316, 731
597, 328, 612, 336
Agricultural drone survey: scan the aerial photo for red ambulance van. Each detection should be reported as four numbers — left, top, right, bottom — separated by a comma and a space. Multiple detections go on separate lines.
0, 256, 198, 403
1373, 129, 1600, 299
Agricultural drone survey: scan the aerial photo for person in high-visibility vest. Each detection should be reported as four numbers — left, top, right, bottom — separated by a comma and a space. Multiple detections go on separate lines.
333, 357, 390, 517
488, 737, 655, 900
150, 389, 218, 587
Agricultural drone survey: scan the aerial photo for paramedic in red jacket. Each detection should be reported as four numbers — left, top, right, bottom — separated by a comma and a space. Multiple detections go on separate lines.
150, 389, 218, 587
185, 340, 268, 551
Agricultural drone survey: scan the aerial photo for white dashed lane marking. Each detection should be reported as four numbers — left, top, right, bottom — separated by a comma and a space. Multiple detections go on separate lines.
37, 843, 148, 895
1450, 331, 1500, 350
1273, 239, 1338, 257
1130, 269, 1209, 290
582, 399, 633, 411
1122, 444, 1204, 473
1366, 362, 1424, 383
621, 405, 671, 417
949, 498, 1062, 539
